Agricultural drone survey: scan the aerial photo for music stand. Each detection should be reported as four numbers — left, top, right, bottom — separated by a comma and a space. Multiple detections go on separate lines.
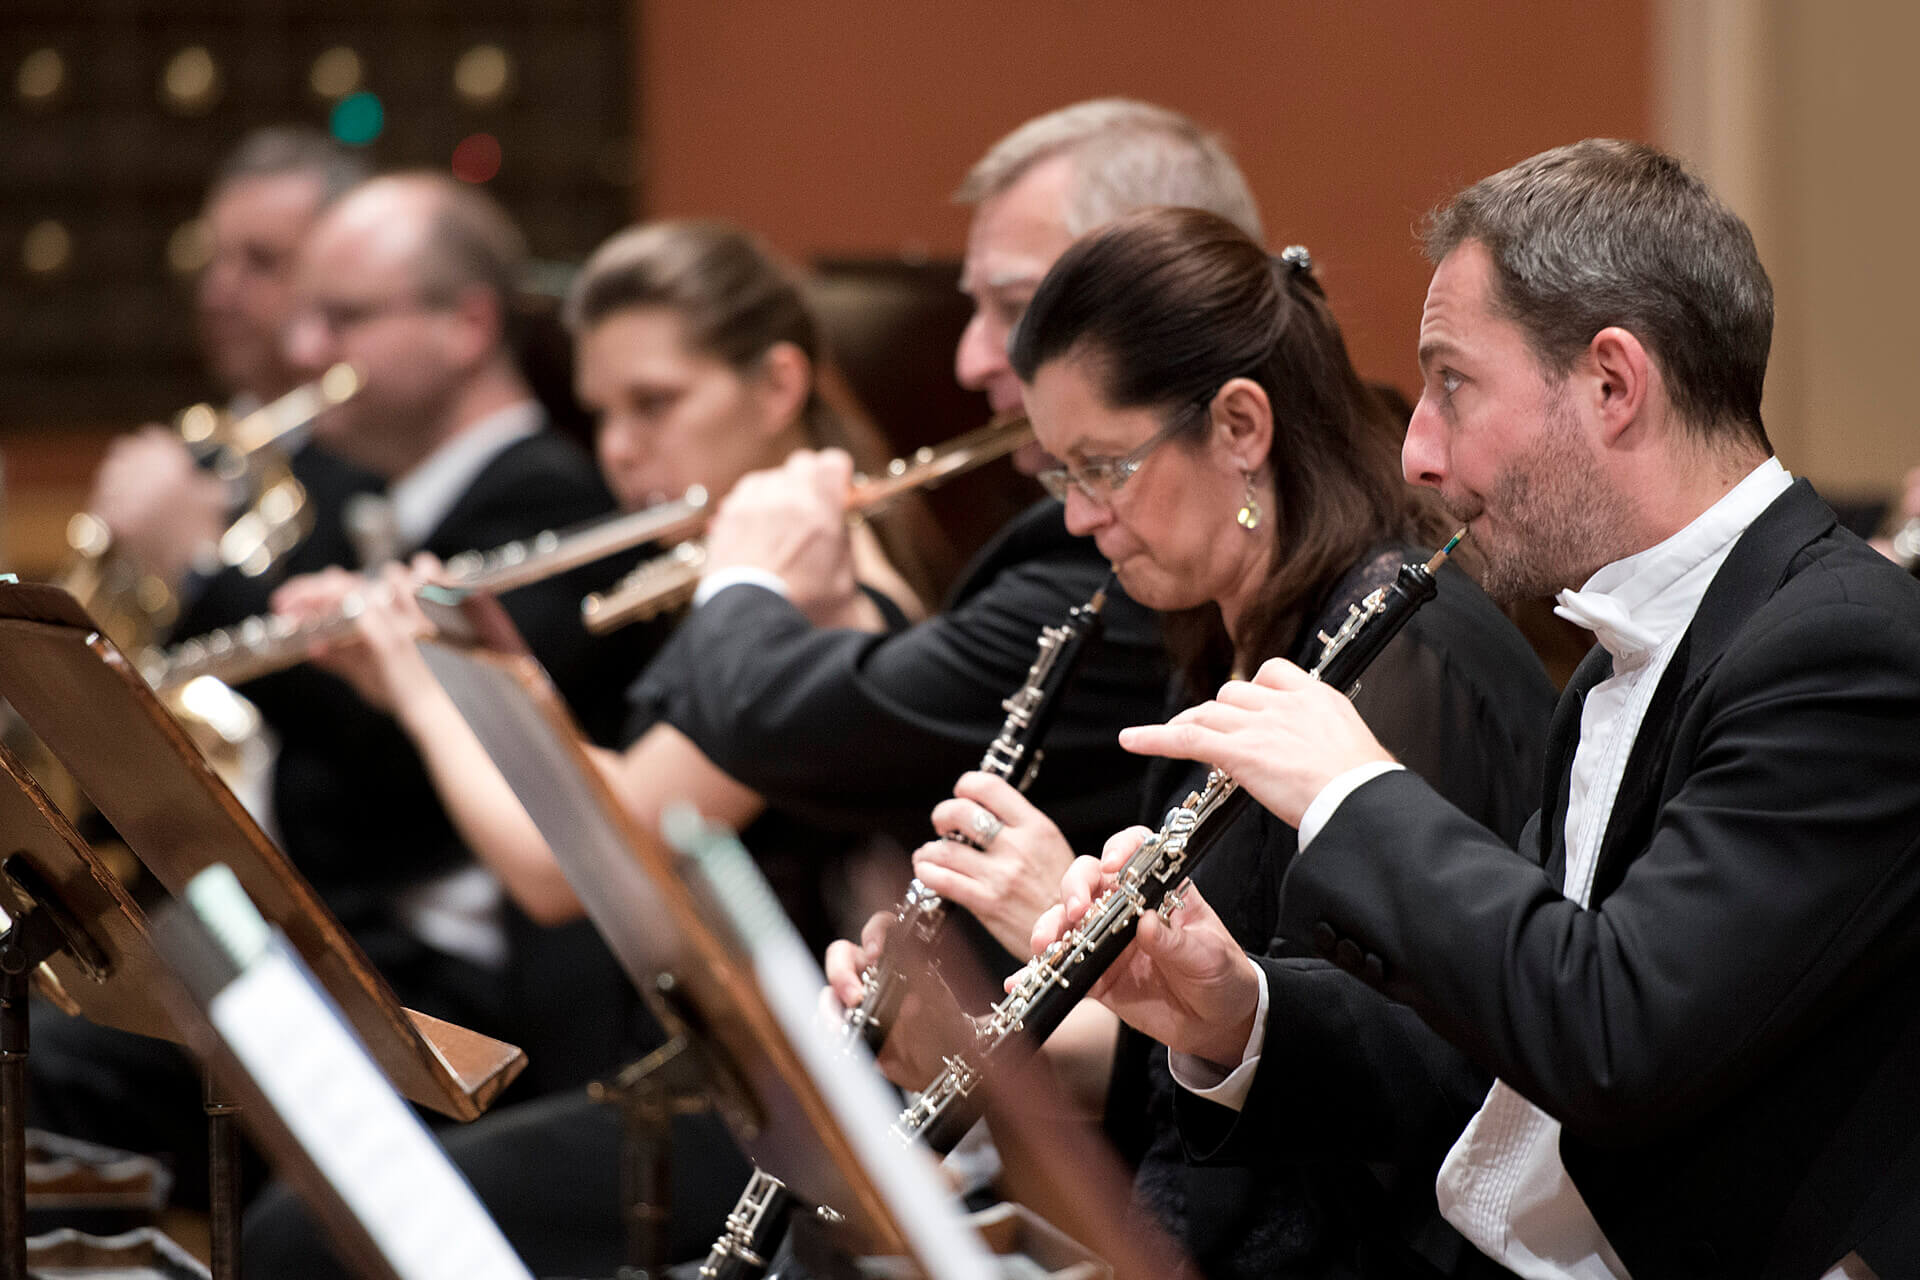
416, 635, 1001, 1280
0, 583, 524, 1120
0, 583, 527, 1276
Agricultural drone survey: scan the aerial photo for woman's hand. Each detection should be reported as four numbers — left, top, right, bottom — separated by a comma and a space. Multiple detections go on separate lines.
910, 772, 1077, 957
1027, 828, 1261, 1068
821, 910, 972, 1089
277, 557, 443, 717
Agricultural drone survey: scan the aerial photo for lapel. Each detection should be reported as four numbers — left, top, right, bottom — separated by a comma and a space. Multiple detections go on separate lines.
1541, 645, 1612, 884
1586, 479, 1838, 901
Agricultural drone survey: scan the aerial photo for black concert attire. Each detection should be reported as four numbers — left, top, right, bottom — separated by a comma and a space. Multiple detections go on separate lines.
1114, 545, 1555, 1280
30, 415, 645, 1207
1264, 479, 1920, 1278
629, 497, 1169, 872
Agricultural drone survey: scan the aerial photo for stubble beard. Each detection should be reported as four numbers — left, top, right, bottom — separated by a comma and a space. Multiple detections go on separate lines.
1465, 398, 1628, 604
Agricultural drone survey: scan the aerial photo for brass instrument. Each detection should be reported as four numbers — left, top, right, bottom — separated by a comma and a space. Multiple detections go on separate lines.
895, 531, 1465, 1155
57, 364, 362, 656
580, 416, 1035, 634
145, 487, 714, 692
843, 578, 1111, 1054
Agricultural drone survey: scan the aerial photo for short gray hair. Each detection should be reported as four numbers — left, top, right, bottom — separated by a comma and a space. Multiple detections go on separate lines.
956, 98, 1262, 242
1424, 138, 1773, 451
212, 125, 369, 208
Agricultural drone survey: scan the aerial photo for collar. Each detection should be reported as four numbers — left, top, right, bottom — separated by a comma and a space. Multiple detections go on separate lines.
1553, 457, 1792, 668
386, 401, 543, 551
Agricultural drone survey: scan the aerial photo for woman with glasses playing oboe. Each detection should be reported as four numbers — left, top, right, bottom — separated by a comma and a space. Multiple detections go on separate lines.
826, 207, 1555, 1279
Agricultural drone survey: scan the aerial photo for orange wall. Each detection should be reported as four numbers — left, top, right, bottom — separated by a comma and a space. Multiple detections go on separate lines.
638, 1, 1651, 395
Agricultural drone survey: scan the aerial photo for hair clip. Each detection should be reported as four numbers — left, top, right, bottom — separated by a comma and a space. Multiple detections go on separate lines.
1279, 244, 1314, 275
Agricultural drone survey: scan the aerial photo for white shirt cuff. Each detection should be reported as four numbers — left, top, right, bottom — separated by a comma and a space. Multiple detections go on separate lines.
692, 567, 790, 608
1298, 761, 1404, 851
1166, 961, 1270, 1112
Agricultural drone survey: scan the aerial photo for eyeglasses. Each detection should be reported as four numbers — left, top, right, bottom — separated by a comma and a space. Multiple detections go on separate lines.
1036, 403, 1203, 505
301, 295, 442, 335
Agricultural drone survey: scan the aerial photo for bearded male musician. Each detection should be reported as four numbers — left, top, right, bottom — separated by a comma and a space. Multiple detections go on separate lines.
1076, 140, 1920, 1278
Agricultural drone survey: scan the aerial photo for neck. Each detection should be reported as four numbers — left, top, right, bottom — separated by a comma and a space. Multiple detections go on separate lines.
388, 358, 531, 478
1606, 433, 1770, 569
1215, 537, 1276, 656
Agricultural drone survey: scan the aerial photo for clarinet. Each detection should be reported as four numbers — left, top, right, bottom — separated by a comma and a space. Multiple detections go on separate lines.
841, 577, 1113, 1054
894, 532, 1464, 1154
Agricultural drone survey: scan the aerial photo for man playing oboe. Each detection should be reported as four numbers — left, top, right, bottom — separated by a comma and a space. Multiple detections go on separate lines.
1070, 139, 1920, 1278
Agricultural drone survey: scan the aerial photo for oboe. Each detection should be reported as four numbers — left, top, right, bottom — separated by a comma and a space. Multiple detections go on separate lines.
697, 580, 1113, 1279
895, 531, 1465, 1154
842, 577, 1113, 1054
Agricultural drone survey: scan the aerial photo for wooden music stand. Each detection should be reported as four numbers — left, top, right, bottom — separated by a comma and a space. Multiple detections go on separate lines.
415, 634, 1002, 1280
0, 583, 524, 1122
0, 747, 532, 1280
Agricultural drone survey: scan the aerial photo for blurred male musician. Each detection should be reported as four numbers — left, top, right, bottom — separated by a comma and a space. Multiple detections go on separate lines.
85, 126, 379, 611
32, 173, 636, 1205
1092, 139, 1920, 1277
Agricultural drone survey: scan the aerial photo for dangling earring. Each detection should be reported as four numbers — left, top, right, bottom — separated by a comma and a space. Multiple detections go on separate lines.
1236, 472, 1263, 531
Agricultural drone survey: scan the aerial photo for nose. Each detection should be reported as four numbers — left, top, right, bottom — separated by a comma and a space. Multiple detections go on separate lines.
954, 311, 1009, 397
283, 308, 334, 376
1059, 484, 1110, 539
1402, 394, 1447, 489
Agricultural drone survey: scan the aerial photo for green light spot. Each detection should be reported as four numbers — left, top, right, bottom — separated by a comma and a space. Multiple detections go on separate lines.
330, 92, 384, 147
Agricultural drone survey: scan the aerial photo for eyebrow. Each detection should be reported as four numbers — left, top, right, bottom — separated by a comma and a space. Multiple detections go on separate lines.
1416, 337, 1459, 373
960, 266, 1045, 295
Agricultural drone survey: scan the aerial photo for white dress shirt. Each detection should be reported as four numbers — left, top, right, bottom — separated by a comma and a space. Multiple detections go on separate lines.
377, 400, 543, 971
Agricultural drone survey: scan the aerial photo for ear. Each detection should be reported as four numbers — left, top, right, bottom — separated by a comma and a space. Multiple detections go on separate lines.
751, 341, 813, 438
1585, 326, 1652, 447
442, 284, 505, 368
1210, 376, 1274, 474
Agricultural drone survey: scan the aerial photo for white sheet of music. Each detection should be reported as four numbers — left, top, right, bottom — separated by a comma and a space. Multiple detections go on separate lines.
210, 942, 532, 1280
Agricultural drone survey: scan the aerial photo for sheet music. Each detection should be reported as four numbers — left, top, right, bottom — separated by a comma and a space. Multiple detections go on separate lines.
209, 941, 530, 1280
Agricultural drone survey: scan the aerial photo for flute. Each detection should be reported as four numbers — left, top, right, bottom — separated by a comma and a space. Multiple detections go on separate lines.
842, 576, 1112, 1053
895, 532, 1465, 1154
142, 489, 712, 692
579, 416, 1033, 633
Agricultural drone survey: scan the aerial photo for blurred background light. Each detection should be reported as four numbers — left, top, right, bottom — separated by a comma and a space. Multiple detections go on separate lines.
452, 44, 512, 107
17, 48, 66, 107
23, 221, 73, 276
309, 46, 363, 100
330, 90, 385, 146
450, 132, 503, 183
167, 218, 212, 276
160, 45, 221, 114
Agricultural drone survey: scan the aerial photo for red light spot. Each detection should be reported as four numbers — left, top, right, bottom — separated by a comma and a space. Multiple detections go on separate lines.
451, 133, 502, 184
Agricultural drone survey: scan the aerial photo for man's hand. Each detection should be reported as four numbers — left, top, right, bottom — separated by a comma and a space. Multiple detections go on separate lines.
86, 427, 228, 586
821, 910, 973, 1089
1118, 657, 1392, 828
1028, 829, 1262, 1068
910, 772, 1076, 958
702, 449, 864, 626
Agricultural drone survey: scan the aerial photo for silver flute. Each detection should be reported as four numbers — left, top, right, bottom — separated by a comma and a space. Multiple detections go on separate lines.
895, 531, 1465, 1154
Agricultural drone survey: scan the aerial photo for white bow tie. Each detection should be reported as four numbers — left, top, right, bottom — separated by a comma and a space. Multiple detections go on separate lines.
1553, 588, 1661, 666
